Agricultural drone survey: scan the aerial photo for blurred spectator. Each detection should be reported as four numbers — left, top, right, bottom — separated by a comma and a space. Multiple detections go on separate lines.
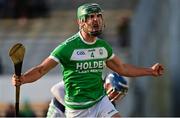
117, 17, 131, 48
5, 104, 15, 117
19, 101, 36, 117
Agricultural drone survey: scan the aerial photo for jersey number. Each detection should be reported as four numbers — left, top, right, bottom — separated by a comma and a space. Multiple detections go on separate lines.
91, 52, 94, 58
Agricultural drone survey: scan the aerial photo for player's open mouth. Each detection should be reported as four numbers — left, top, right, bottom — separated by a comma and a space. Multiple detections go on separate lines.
93, 25, 99, 30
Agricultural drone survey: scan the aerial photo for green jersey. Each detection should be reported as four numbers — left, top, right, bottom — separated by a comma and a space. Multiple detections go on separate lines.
50, 32, 114, 109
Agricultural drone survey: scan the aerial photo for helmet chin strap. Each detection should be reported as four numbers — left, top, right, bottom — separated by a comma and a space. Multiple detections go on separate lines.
89, 19, 105, 36
80, 18, 105, 37
81, 24, 105, 37
89, 30, 102, 36
80, 26, 99, 37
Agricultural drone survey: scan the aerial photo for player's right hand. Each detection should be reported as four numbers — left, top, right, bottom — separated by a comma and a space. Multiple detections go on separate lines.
12, 74, 22, 86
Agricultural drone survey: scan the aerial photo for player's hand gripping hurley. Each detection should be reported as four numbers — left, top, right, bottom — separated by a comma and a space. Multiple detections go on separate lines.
9, 43, 25, 116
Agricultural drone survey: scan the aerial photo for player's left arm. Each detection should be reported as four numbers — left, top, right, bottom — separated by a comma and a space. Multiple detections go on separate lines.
106, 55, 164, 77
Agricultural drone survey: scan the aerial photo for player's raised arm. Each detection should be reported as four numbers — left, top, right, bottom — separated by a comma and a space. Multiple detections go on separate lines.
12, 57, 58, 86
106, 55, 164, 77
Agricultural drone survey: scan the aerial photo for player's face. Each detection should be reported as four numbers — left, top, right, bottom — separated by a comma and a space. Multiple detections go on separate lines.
81, 12, 104, 36
86, 13, 103, 31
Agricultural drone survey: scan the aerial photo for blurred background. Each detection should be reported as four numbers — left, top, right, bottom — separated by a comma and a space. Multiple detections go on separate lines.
0, 0, 180, 117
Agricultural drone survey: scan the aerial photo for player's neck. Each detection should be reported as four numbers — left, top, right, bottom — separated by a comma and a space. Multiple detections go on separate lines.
80, 30, 96, 43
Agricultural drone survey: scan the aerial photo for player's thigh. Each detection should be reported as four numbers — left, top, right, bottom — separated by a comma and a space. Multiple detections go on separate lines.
47, 100, 65, 117
98, 96, 119, 117
51, 81, 65, 105
65, 108, 93, 117
65, 96, 119, 117
112, 113, 121, 118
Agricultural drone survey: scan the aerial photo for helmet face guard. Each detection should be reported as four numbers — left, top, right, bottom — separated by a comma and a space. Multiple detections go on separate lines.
104, 73, 128, 102
77, 3, 104, 36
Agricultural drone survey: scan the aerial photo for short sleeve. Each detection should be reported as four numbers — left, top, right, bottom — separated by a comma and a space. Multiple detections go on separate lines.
50, 44, 64, 63
102, 40, 114, 60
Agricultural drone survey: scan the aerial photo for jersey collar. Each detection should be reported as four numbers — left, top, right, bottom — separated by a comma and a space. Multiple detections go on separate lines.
78, 32, 97, 45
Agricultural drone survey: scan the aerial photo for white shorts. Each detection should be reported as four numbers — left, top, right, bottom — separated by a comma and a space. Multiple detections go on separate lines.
51, 81, 65, 105
46, 99, 65, 117
65, 96, 119, 117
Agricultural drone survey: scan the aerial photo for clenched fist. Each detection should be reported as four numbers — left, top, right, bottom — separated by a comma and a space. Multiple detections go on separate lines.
12, 74, 23, 86
151, 63, 164, 76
